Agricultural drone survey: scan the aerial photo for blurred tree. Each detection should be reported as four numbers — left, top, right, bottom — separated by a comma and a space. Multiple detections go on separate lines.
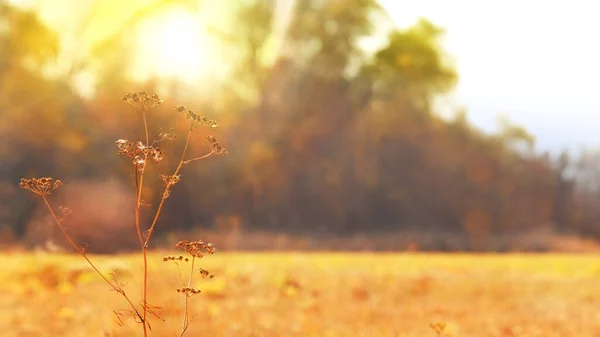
0, 3, 58, 77
1, 3, 82, 237
247, 0, 382, 230
495, 114, 536, 153
344, 19, 458, 231
551, 151, 574, 233
365, 19, 457, 108
282, 0, 379, 78
6, 0, 600, 250
570, 148, 600, 236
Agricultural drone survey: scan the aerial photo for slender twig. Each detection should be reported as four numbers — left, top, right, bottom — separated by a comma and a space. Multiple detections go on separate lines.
183, 152, 213, 165
144, 130, 191, 246
134, 166, 145, 246
138, 109, 151, 337
179, 256, 196, 336
175, 263, 186, 285
41, 195, 144, 325
142, 110, 150, 147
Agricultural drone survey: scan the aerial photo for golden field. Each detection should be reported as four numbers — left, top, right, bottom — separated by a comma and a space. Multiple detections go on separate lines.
1, 252, 600, 336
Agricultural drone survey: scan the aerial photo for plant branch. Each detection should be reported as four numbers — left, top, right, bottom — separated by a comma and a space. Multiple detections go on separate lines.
40, 195, 144, 326
144, 130, 192, 246
183, 152, 213, 164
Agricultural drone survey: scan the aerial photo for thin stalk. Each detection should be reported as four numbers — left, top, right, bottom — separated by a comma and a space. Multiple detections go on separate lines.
142, 110, 149, 146
141, 248, 149, 336
134, 166, 144, 246
179, 256, 196, 336
138, 109, 150, 337
41, 196, 144, 325
183, 152, 213, 164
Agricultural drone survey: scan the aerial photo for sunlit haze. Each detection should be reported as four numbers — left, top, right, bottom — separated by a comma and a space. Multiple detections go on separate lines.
131, 8, 211, 83
10, 0, 600, 151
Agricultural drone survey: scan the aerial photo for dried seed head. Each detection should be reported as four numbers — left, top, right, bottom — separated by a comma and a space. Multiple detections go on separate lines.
198, 268, 214, 279
163, 255, 185, 262
122, 91, 163, 110
116, 139, 135, 157
177, 287, 201, 295
115, 139, 166, 165
19, 177, 63, 197
150, 147, 165, 163
176, 240, 216, 258
206, 135, 228, 155
177, 105, 218, 130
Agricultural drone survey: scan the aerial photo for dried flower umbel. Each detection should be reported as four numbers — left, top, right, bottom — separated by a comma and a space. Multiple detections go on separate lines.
19, 177, 63, 196
115, 139, 165, 166
206, 135, 229, 155
122, 91, 163, 110
176, 105, 218, 130
176, 240, 216, 257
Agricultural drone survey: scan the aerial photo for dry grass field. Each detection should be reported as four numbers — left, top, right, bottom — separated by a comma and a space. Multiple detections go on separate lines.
2, 251, 600, 336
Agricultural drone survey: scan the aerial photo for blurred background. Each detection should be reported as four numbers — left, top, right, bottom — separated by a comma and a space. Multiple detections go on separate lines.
3, 0, 600, 253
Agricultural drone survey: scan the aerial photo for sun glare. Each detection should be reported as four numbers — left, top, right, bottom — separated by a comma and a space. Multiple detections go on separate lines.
132, 8, 212, 83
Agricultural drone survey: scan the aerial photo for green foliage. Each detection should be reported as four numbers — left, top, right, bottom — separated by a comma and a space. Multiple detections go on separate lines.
367, 19, 457, 104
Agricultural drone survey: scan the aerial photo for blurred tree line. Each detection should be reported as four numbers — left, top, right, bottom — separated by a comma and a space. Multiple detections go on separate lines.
1, 0, 599, 250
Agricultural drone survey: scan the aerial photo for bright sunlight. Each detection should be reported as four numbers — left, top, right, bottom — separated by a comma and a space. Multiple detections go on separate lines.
131, 7, 214, 84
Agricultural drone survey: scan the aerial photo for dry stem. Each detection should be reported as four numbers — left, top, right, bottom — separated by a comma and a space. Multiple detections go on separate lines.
137, 109, 150, 337
179, 256, 196, 336
40, 195, 145, 325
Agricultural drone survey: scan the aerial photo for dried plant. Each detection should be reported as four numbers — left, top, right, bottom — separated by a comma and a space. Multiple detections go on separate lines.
164, 240, 216, 336
19, 91, 228, 336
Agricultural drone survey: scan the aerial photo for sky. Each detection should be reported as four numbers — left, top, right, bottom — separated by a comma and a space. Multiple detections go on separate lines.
8, 0, 600, 152
379, 0, 600, 153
